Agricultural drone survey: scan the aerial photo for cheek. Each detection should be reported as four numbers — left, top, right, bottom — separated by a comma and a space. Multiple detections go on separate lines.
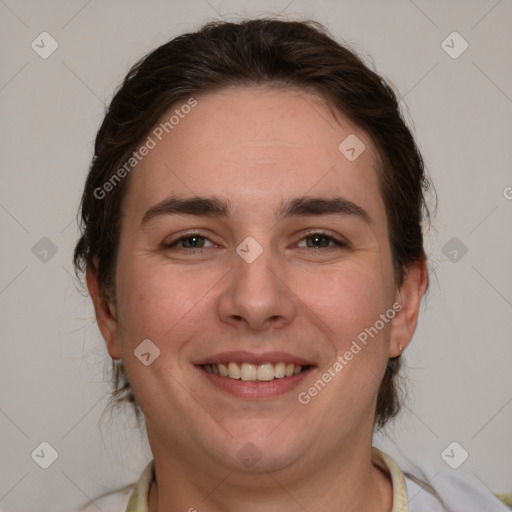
298, 262, 393, 347
299, 264, 394, 417
115, 259, 224, 349
115, 263, 180, 343
113, 265, 212, 410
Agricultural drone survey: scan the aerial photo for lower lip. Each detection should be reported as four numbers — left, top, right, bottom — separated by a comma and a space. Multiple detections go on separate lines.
197, 366, 315, 399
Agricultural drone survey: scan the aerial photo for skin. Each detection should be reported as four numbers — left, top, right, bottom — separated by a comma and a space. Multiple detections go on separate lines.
87, 86, 427, 512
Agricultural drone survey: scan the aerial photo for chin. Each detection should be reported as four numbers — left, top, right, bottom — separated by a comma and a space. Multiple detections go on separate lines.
205, 421, 310, 474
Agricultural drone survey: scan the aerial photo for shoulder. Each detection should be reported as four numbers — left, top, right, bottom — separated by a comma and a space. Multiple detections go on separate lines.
404, 470, 510, 512
79, 459, 154, 512
404, 473, 446, 511
373, 446, 509, 512
78, 484, 134, 512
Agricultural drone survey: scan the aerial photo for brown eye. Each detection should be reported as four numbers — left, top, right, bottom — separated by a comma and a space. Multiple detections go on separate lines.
163, 233, 215, 250
179, 235, 207, 249
297, 233, 347, 249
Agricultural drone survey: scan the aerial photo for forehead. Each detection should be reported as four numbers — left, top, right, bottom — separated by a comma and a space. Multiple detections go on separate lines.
122, 86, 385, 227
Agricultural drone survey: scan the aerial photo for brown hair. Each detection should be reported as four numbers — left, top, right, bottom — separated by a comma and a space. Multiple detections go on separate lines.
74, 18, 432, 429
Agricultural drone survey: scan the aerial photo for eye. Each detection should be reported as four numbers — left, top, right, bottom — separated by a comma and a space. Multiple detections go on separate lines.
164, 233, 215, 250
296, 232, 348, 250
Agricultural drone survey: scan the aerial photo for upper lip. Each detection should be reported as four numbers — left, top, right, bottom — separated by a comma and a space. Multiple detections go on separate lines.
194, 351, 316, 366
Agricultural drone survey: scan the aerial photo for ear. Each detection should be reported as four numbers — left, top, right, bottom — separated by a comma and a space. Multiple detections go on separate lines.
86, 256, 122, 360
389, 258, 428, 357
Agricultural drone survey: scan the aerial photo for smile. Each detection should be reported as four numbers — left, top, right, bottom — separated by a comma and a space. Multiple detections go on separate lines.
201, 362, 308, 381
196, 352, 316, 399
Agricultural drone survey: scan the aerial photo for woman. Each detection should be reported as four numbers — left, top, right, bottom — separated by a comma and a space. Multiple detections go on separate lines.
74, 18, 508, 512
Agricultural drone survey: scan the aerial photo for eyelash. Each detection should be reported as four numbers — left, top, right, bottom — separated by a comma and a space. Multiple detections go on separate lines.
163, 231, 348, 252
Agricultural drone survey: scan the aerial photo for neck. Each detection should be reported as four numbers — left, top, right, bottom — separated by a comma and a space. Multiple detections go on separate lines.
147, 435, 393, 512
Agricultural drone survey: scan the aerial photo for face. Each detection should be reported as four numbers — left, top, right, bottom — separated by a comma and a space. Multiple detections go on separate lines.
89, 86, 425, 477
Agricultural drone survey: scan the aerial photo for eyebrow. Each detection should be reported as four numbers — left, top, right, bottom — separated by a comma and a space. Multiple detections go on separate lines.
140, 194, 372, 226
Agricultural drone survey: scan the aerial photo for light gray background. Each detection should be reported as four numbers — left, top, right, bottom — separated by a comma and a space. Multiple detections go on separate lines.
1, 0, 511, 510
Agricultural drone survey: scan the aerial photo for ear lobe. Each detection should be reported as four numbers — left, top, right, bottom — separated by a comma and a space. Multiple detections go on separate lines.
86, 257, 122, 360
389, 258, 428, 357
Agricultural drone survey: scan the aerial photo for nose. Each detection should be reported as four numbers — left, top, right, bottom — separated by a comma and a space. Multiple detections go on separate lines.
217, 244, 297, 331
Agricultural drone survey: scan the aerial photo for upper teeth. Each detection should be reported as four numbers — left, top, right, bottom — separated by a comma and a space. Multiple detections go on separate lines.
203, 362, 303, 381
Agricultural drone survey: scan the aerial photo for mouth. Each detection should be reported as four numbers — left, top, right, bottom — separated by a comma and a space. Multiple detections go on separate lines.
200, 361, 311, 381
194, 352, 316, 399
